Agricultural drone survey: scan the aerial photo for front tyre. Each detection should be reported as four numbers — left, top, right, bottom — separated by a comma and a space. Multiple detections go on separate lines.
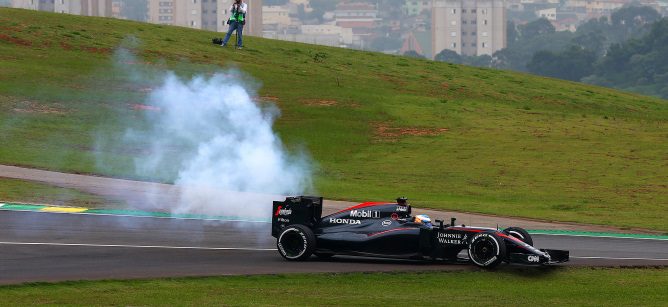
277, 225, 316, 261
503, 227, 533, 246
468, 232, 506, 268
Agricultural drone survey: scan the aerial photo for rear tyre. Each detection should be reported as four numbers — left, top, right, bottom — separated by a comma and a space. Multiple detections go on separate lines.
277, 225, 316, 261
468, 232, 506, 268
503, 227, 533, 246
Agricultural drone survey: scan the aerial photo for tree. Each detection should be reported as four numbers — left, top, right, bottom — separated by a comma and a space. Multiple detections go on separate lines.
589, 19, 668, 98
519, 18, 555, 40
463, 54, 493, 67
434, 49, 462, 64
403, 50, 425, 59
370, 36, 402, 51
610, 5, 662, 42
527, 46, 596, 81
492, 30, 575, 71
507, 21, 519, 47
576, 16, 609, 34
572, 31, 607, 56
527, 50, 561, 77
611, 5, 661, 27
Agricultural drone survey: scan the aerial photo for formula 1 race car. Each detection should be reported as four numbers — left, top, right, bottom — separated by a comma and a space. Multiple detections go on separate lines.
271, 196, 569, 268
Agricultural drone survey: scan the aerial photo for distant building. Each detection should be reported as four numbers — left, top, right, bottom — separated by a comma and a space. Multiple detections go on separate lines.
659, 1, 668, 15
146, 0, 262, 36
37, 0, 54, 11
553, 16, 579, 31
432, 0, 506, 57
584, 0, 625, 18
111, 0, 121, 18
334, 2, 380, 48
264, 23, 349, 47
289, 0, 312, 13
80, 0, 113, 17
9, 0, 34, 10
263, 5, 291, 28
246, 0, 263, 36
302, 23, 352, 44
10, 0, 40, 10
147, 0, 201, 28
506, 0, 525, 12
536, 7, 557, 20
403, 0, 432, 16
9, 0, 112, 16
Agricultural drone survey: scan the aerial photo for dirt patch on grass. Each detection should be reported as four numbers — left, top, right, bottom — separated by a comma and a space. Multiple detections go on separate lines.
532, 95, 567, 105
377, 73, 407, 87
0, 25, 21, 32
82, 46, 111, 54
12, 101, 67, 114
256, 96, 280, 104
301, 99, 338, 107
130, 104, 161, 112
59, 41, 73, 50
122, 85, 154, 93
0, 34, 32, 47
374, 123, 449, 141
0, 55, 19, 61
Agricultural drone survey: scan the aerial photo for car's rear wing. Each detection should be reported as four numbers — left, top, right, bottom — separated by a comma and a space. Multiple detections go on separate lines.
271, 196, 323, 237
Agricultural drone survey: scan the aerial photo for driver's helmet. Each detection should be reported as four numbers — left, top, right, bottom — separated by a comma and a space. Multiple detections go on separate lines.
414, 214, 432, 227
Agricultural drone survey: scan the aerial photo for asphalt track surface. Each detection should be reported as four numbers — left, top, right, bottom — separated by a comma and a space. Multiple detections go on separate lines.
1, 210, 667, 285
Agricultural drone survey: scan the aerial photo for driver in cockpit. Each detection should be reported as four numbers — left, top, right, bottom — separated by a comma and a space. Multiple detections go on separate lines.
413, 214, 433, 228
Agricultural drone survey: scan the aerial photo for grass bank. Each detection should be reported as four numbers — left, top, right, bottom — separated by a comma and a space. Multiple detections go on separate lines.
1, 268, 666, 306
0, 8, 666, 231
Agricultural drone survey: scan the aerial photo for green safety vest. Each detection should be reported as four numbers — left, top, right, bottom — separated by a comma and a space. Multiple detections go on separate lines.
230, 9, 245, 22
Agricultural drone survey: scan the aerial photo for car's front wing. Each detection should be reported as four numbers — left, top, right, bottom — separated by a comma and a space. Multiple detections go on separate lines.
507, 249, 569, 265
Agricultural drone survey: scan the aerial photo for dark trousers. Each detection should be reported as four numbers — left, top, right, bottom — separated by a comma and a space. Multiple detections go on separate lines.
222, 21, 244, 47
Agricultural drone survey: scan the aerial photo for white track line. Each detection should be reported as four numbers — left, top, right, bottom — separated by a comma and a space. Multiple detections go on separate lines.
531, 233, 668, 241
571, 256, 668, 261
0, 241, 276, 251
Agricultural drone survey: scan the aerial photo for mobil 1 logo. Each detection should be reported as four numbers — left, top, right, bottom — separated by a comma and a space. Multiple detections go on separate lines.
350, 209, 380, 218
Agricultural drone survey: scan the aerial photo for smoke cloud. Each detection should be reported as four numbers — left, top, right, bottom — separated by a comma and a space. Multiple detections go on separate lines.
98, 48, 312, 219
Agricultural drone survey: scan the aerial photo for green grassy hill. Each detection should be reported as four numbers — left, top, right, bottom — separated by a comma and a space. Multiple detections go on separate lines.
1, 8, 666, 231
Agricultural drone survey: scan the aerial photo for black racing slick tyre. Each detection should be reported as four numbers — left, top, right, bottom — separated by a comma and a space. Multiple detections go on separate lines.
468, 232, 506, 268
277, 225, 316, 261
503, 227, 533, 246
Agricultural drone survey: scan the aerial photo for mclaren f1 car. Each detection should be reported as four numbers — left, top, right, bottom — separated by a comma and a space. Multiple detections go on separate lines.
271, 196, 569, 268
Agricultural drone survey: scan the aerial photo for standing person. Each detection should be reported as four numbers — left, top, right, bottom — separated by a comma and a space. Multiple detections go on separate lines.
221, 0, 247, 49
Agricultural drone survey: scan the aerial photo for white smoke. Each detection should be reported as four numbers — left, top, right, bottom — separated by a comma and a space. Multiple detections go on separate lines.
133, 72, 312, 218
